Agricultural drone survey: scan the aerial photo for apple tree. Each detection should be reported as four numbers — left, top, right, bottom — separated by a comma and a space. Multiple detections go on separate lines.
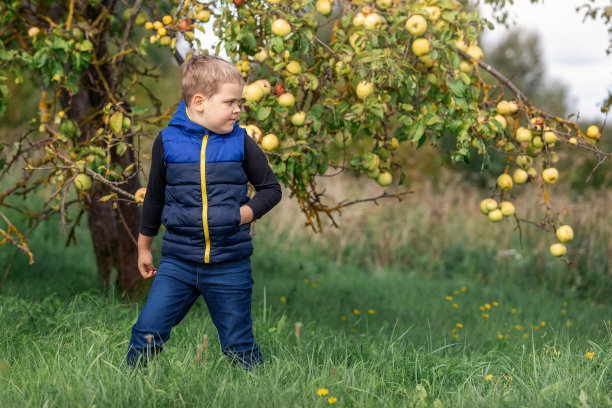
0, 0, 609, 295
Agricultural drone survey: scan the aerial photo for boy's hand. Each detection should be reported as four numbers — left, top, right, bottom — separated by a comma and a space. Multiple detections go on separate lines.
137, 233, 157, 279
138, 249, 157, 279
239, 205, 254, 225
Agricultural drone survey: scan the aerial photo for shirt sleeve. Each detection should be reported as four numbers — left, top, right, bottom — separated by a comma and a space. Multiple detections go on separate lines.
139, 133, 166, 236
243, 135, 282, 220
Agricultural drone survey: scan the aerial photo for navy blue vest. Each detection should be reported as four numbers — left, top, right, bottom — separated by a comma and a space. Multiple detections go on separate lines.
160, 100, 252, 264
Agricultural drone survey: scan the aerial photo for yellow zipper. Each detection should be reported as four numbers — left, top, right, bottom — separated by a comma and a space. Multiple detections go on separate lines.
200, 134, 210, 263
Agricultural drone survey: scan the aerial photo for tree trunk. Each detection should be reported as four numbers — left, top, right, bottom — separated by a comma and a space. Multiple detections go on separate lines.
63, 0, 146, 298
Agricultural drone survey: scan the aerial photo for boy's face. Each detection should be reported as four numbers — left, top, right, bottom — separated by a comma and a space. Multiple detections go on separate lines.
189, 82, 243, 134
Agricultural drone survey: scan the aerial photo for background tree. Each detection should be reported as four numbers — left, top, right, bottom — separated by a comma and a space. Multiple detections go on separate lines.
0, 0, 609, 297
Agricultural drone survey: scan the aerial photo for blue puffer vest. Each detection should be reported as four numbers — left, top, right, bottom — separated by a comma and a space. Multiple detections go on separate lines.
160, 100, 252, 264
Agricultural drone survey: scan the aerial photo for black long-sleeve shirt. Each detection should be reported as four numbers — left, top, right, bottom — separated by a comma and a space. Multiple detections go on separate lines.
140, 133, 282, 236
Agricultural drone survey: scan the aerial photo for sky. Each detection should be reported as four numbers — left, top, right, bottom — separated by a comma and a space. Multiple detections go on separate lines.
478, 0, 611, 121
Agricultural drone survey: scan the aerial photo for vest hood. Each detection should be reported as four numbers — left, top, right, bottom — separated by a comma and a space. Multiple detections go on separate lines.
168, 99, 241, 136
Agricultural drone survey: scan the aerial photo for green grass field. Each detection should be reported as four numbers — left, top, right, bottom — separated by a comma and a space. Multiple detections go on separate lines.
1, 178, 611, 407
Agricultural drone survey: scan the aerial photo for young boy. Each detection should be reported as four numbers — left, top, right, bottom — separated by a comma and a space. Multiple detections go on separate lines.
126, 54, 282, 369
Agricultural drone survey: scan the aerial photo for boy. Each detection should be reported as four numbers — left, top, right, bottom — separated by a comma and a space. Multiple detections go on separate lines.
126, 54, 282, 369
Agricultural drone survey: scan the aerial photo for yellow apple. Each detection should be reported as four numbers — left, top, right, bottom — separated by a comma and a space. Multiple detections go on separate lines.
586, 125, 601, 140
285, 60, 302, 75
243, 124, 263, 143
28, 26, 40, 37
543, 130, 558, 144
500, 201, 515, 216
278, 92, 295, 107
377, 171, 392, 186
424, 6, 441, 21
271, 19, 291, 36
527, 167, 538, 178
134, 187, 147, 203
412, 38, 430, 56
488, 209, 503, 222
515, 155, 532, 168
255, 79, 272, 95
420, 55, 434, 67
550, 243, 566, 257
196, 10, 211, 22
291, 111, 306, 126
316, 0, 332, 16
390, 137, 399, 150
542, 167, 559, 184
243, 83, 265, 103
261, 134, 279, 151
507, 100, 519, 113
356, 80, 374, 100
466, 45, 483, 60
74, 174, 92, 191
162, 15, 173, 25
515, 127, 532, 143
353, 12, 366, 26
531, 136, 544, 148
376, 0, 393, 10
491, 114, 507, 130
569, 137, 578, 145
406, 15, 427, 36
480, 198, 497, 214
459, 60, 474, 74
455, 39, 468, 51
496, 100, 511, 115
556, 225, 574, 243
513, 168, 528, 184
364, 13, 383, 30
497, 173, 513, 190
254, 47, 268, 63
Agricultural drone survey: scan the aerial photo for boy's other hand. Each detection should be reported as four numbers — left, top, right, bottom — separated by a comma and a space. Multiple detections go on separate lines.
138, 250, 157, 279
239, 205, 254, 225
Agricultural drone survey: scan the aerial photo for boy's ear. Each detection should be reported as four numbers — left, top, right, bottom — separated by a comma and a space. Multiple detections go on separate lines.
191, 94, 206, 112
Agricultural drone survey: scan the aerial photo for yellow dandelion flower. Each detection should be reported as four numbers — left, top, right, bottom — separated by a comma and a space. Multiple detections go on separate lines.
485, 374, 493, 381
485, 303, 491, 310
341, 316, 347, 321
515, 325, 522, 331
454, 290, 459, 295
368, 309, 375, 315
351, 328, 357, 333
317, 388, 329, 396
540, 321, 546, 327
452, 333, 458, 339
511, 308, 517, 314
479, 306, 485, 311
523, 333, 529, 338
561, 309, 566, 314
452, 303, 458, 309
461, 286, 467, 292
280, 296, 287, 303
316, 278, 323, 283
585, 351, 595, 359
304, 279, 310, 284
456, 323, 463, 328
327, 397, 338, 404
311, 283, 319, 289
497, 333, 503, 339
563, 301, 568, 306
353, 309, 360, 315
493, 301, 499, 307
482, 313, 489, 318
445, 296, 453, 301
451, 328, 457, 333
566, 321, 572, 327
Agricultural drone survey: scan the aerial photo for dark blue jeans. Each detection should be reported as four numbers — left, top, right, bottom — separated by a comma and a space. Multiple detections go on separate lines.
126, 256, 262, 369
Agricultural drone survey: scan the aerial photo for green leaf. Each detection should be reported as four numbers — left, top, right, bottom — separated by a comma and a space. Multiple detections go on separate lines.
256, 107, 271, 121
448, 80, 466, 97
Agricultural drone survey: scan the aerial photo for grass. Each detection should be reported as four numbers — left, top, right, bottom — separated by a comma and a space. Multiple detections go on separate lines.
1, 174, 611, 407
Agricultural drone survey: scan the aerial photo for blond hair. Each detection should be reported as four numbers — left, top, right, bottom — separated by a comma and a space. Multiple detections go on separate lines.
180, 54, 244, 106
